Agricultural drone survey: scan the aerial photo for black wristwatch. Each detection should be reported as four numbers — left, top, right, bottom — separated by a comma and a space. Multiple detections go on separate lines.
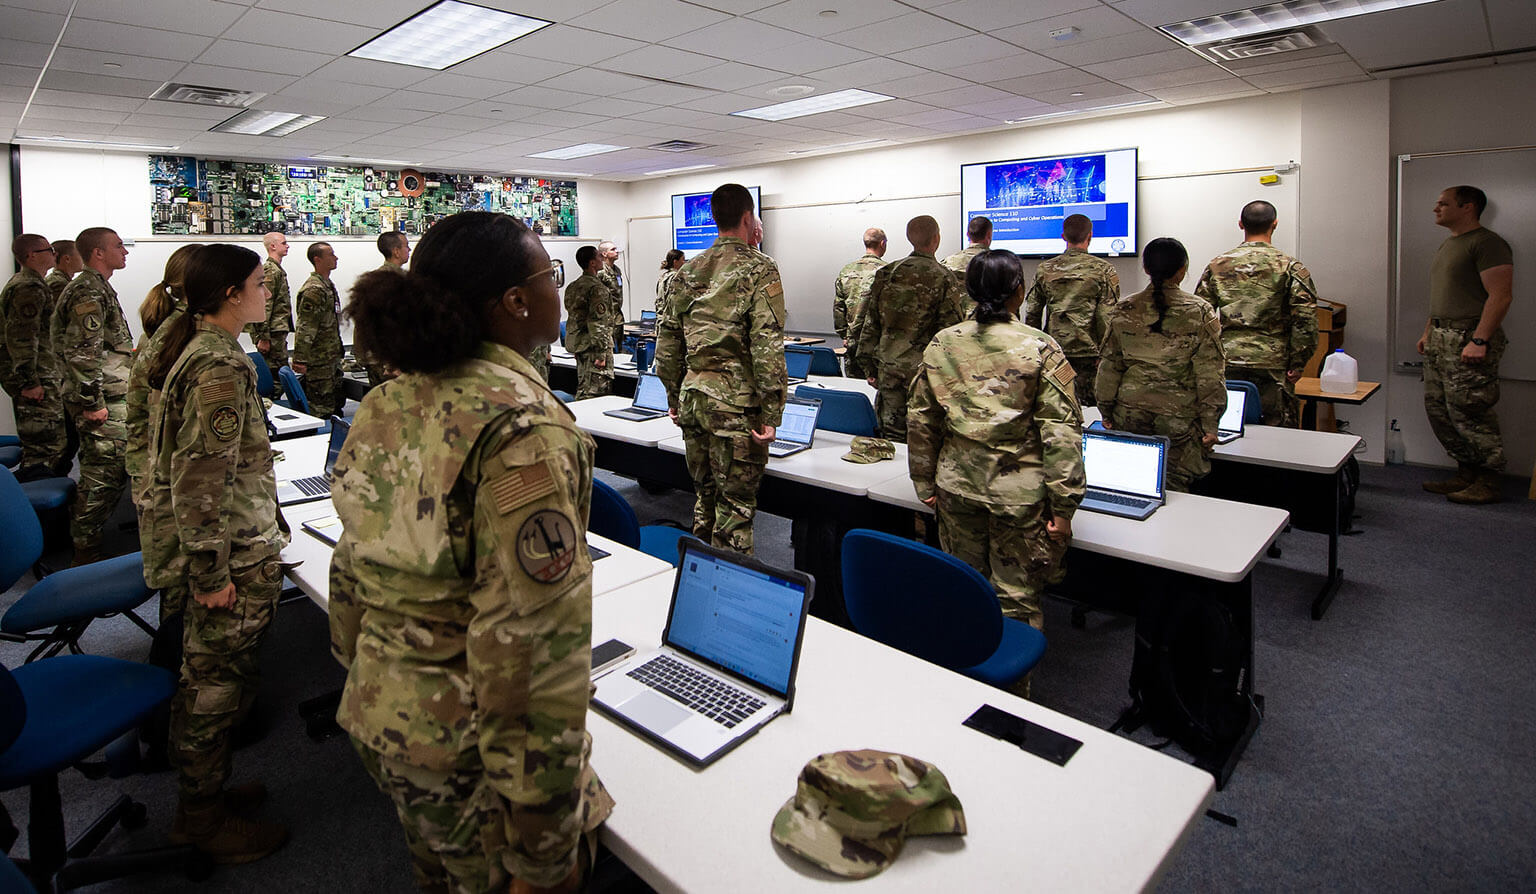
1470, 336, 1489, 346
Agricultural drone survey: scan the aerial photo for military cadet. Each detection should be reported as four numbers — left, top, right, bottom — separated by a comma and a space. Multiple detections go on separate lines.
246, 232, 294, 393
1194, 200, 1318, 427
854, 215, 967, 442
1024, 213, 1121, 406
908, 249, 1084, 687
833, 228, 886, 379
564, 245, 616, 399
51, 227, 133, 564
1417, 185, 1514, 504
940, 215, 991, 280
1097, 237, 1227, 493
126, 243, 202, 503
1, 234, 70, 479
656, 184, 786, 554
47, 238, 83, 299
143, 243, 288, 862
331, 211, 611, 893
291, 241, 344, 419
656, 248, 685, 314
596, 240, 625, 330
376, 230, 411, 269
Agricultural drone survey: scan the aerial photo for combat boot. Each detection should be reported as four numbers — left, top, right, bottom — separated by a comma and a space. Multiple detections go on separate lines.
1422, 462, 1476, 494
1447, 470, 1502, 505
178, 796, 288, 864
169, 782, 270, 844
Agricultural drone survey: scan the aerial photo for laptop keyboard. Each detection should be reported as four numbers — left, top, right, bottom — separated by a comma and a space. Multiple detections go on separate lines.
627, 654, 766, 728
291, 475, 329, 497
1089, 490, 1149, 507
770, 440, 803, 453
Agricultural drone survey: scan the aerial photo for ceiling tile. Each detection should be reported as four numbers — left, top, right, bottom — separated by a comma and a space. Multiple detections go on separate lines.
279, 78, 396, 105
1242, 60, 1368, 88
25, 104, 130, 125
748, 0, 914, 37
618, 82, 717, 105
957, 95, 1053, 118
342, 105, 435, 124
828, 12, 972, 55
0, 64, 40, 89
59, 19, 213, 60
1146, 79, 1262, 102
679, 0, 781, 13
996, 6, 1148, 53
913, 83, 1014, 106
495, 83, 592, 109
174, 63, 296, 94
680, 93, 760, 114
448, 50, 573, 84
195, 39, 332, 76
626, 105, 723, 126
31, 89, 145, 111
521, 108, 612, 128
385, 89, 478, 112
252, 0, 434, 28
1029, 81, 1149, 104
806, 56, 927, 88
604, 46, 724, 80
305, 57, 433, 89
946, 51, 1062, 83
1485, 0, 1536, 51
577, 0, 730, 42
227, 8, 377, 54
1319, 0, 1490, 71
737, 38, 869, 74
1, 6, 66, 43
684, 62, 785, 92
1036, 29, 1180, 64
73, 0, 247, 35
537, 68, 654, 96
138, 99, 243, 121
37, 70, 163, 99
411, 72, 525, 100
993, 67, 1107, 95
929, 0, 1099, 30
888, 106, 969, 126
1109, 0, 1252, 27
48, 47, 185, 81
664, 17, 803, 57
878, 70, 971, 97
891, 34, 1024, 69
568, 96, 662, 118
1114, 64, 1231, 90
1083, 48, 1207, 79
499, 25, 647, 66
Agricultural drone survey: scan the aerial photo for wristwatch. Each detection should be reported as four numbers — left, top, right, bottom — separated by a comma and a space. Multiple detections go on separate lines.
1470, 336, 1489, 346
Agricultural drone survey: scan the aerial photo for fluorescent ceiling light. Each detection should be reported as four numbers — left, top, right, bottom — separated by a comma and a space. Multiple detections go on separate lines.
1160, 0, 1444, 45
733, 88, 893, 122
788, 139, 890, 155
529, 143, 626, 160
16, 136, 180, 152
349, 0, 552, 70
646, 164, 717, 175
1005, 100, 1161, 124
211, 109, 325, 136
312, 155, 418, 167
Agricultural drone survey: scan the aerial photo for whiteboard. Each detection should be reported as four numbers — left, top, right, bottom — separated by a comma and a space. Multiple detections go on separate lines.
1395, 148, 1533, 380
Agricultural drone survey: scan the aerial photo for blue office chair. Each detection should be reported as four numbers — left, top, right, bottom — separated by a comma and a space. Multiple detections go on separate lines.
560, 320, 566, 347
795, 384, 877, 437
0, 444, 19, 469
588, 479, 689, 566
633, 339, 655, 374
804, 345, 842, 376
552, 390, 576, 403
0, 434, 18, 448
248, 350, 275, 398
1226, 379, 1264, 424
840, 529, 1046, 690
276, 367, 330, 435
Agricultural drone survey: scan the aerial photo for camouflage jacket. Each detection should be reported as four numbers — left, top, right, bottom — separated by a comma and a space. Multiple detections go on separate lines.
908, 320, 1085, 516
1194, 241, 1318, 371
1024, 248, 1121, 357
245, 258, 293, 343
563, 272, 618, 356
50, 267, 134, 413
656, 236, 787, 425
854, 251, 967, 390
596, 264, 624, 316
832, 254, 884, 341
940, 244, 986, 281
655, 269, 678, 315
328, 342, 605, 886
44, 269, 72, 302
126, 306, 185, 511
0, 268, 58, 393
146, 321, 283, 594
1097, 286, 1227, 435
292, 272, 342, 366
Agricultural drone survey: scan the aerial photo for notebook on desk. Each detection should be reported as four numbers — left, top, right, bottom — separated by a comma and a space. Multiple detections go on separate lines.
592, 537, 813, 767
276, 418, 349, 506
603, 374, 671, 422
768, 396, 820, 458
1216, 386, 1248, 445
1079, 428, 1168, 520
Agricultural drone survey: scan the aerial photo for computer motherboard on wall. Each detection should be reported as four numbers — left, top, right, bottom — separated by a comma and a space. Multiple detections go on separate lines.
149, 156, 579, 237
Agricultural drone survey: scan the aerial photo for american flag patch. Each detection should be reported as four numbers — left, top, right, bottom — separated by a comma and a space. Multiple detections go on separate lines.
200, 379, 237, 405
1049, 361, 1076, 390
491, 461, 556, 515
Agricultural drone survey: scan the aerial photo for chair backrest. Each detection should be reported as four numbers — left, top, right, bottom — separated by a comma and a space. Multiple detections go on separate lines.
560, 320, 566, 346
841, 529, 1003, 670
806, 345, 842, 376
278, 367, 311, 414
0, 662, 25, 758
247, 352, 274, 398
1226, 379, 1264, 424
588, 479, 641, 549
633, 339, 655, 373
0, 467, 45, 592
795, 385, 877, 436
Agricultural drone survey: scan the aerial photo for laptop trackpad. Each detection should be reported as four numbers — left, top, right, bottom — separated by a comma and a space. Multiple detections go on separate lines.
622, 691, 693, 733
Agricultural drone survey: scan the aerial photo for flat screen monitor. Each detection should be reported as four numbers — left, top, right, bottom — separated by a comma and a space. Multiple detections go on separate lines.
672, 186, 762, 259
959, 148, 1137, 258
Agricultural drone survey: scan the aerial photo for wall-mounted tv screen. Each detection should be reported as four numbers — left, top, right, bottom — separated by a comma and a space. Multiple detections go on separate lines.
672, 186, 762, 258
959, 148, 1137, 258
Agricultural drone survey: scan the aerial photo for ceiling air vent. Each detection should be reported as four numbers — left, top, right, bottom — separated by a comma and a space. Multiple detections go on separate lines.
1196, 28, 1320, 62
149, 83, 266, 108
647, 140, 708, 152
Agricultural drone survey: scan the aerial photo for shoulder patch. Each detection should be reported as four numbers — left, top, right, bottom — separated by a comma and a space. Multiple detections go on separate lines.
208, 405, 241, 441
74, 299, 101, 318
16, 298, 39, 318
516, 509, 579, 583
1048, 359, 1076, 391
489, 460, 556, 515
200, 379, 238, 406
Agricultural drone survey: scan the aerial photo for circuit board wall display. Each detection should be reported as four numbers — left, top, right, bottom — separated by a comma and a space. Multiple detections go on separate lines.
149, 156, 579, 238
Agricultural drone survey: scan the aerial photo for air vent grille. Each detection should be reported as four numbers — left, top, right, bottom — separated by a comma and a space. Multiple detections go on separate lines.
647, 140, 707, 152
149, 83, 266, 107
1197, 29, 1318, 62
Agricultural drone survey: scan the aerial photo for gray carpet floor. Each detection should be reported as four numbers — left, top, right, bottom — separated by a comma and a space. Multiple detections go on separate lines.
3, 461, 1534, 891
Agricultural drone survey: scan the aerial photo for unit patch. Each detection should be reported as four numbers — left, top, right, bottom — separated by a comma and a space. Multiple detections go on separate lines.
209, 406, 240, 441
516, 509, 578, 584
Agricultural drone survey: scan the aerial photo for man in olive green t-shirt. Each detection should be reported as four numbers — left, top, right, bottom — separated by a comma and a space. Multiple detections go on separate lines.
1416, 185, 1514, 504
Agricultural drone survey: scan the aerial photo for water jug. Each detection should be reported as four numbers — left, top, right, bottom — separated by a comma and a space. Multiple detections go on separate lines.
1319, 349, 1358, 394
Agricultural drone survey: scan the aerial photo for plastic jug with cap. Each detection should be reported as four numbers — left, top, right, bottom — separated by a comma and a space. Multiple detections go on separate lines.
1319, 349, 1358, 394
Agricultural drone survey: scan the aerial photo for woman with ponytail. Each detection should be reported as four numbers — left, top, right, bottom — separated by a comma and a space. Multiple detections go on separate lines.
329, 211, 611, 894
1096, 236, 1227, 491
908, 249, 1086, 678
656, 248, 685, 312
127, 242, 203, 499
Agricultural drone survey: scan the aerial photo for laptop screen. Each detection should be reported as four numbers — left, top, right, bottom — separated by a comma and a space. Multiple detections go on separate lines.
640, 309, 657, 322
777, 397, 820, 445
1082, 430, 1164, 499
1219, 387, 1246, 433
324, 418, 350, 476
665, 544, 810, 696
785, 350, 812, 380
633, 374, 668, 411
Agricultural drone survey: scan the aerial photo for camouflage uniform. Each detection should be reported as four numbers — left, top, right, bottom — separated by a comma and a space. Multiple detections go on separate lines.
940, 244, 985, 281
329, 342, 612, 893
657, 236, 786, 554
1024, 248, 1121, 407
596, 265, 624, 346
563, 272, 618, 400
833, 254, 884, 379
853, 251, 967, 442
51, 268, 133, 552
245, 258, 293, 395
1, 268, 70, 474
908, 319, 1085, 631
1194, 242, 1318, 427
147, 322, 285, 803
529, 344, 551, 383
293, 271, 344, 419
44, 269, 73, 302
655, 269, 678, 316
1097, 287, 1227, 492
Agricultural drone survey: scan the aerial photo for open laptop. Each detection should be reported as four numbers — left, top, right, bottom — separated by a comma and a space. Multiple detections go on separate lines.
637, 309, 657, 330
784, 349, 813, 385
602, 373, 671, 422
1079, 428, 1168, 520
1216, 386, 1248, 444
276, 418, 349, 506
592, 537, 814, 767
768, 396, 820, 458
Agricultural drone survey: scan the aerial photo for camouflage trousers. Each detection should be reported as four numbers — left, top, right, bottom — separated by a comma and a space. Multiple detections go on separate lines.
678, 390, 768, 554
1108, 408, 1210, 493
4, 379, 71, 474
874, 385, 910, 444
170, 555, 281, 802
529, 344, 551, 384
573, 351, 614, 400
69, 398, 128, 552
256, 332, 289, 399
1227, 366, 1297, 428
935, 491, 1065, 632
301, 361, 344, 420
1424, 326, 1506, 472
1065, 355, 1098, 408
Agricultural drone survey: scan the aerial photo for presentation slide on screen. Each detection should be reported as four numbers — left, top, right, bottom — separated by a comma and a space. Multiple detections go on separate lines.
960, 148, 1137, 257
672, 186, 762, 258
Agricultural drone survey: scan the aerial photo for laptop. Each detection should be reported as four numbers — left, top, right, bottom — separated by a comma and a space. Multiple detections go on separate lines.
602, 373, 671, 422
784, 349, 812, 385
1216, 386, 1248, 444
768, 396, 820, 458
276, 418, 349, 506
592, 537, 814, 767
1079, 428, 1168, 520
637, 309, 657, 330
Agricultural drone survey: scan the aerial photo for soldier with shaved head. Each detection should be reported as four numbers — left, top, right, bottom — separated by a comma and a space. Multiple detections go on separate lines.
833, 227, 887, 379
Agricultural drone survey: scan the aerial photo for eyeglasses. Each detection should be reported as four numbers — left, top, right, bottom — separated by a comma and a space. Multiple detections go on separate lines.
523, 259, 562, 286
29, 247, 56, 256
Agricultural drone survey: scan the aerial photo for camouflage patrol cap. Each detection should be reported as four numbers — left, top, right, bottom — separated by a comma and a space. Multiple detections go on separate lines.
771, 750, 966, 879
841, 436, 895, 464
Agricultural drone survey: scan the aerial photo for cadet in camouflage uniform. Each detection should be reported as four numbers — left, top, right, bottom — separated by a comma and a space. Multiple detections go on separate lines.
246, 232, 294, 394
657, 184, 786, 554
1024, 213, 1121, 407
1194, 201, 1318, 427
597, 240, 625, 343
833, 228, 886, 379
46, 238, 82, 300
656, 249, 685, 316
564, 245, 617, 399
1, 234, 71, 478
331, 212, 611, 893
940, 215, 991, 282
854, 216, 967, 442
144, 243, 288, 862
127, 244, 202, 512
51, 227, 134, 562
909, 249, 1084, 639
1098, 238, 1226, 493
292, 241, 344, 419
